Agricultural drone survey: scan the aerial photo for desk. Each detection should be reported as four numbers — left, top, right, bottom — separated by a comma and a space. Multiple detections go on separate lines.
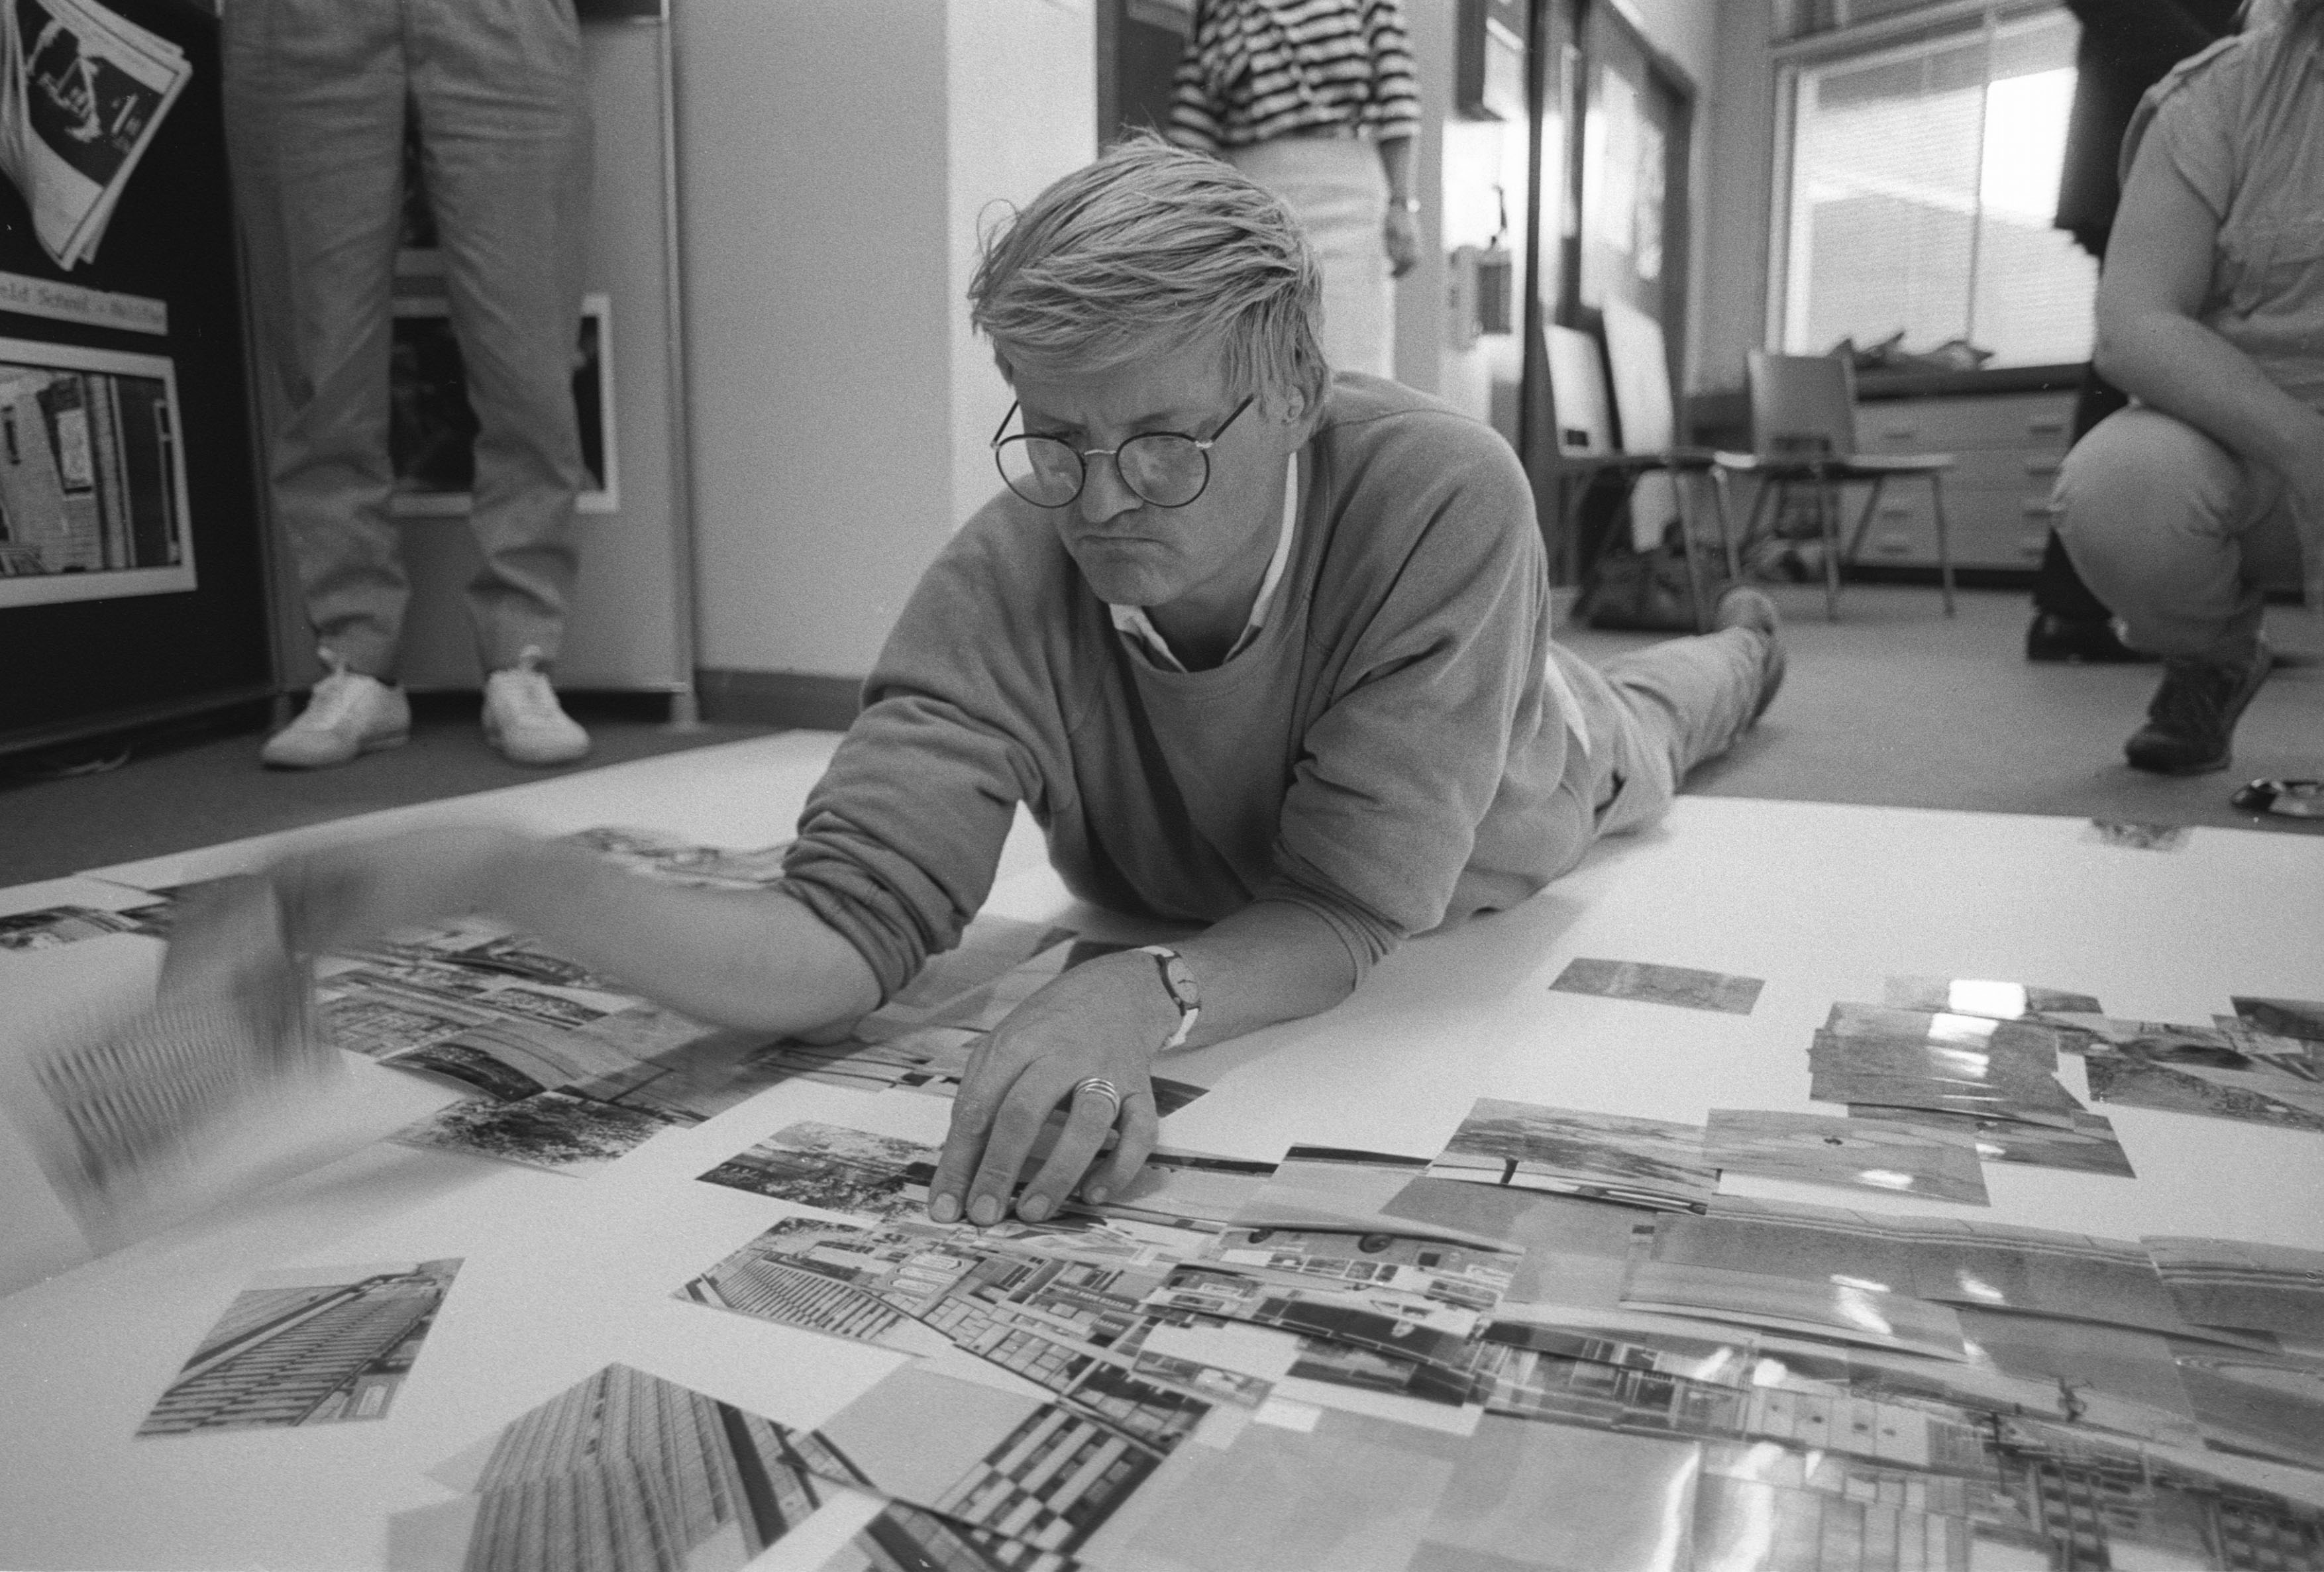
3, 739, 2321, 1570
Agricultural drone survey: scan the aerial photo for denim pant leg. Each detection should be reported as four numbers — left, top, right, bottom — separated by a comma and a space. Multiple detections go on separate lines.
2054, 406, 2305, 662
1555, 626, 1767, 841
225, 0, 409, 679
411, 0, 594, 672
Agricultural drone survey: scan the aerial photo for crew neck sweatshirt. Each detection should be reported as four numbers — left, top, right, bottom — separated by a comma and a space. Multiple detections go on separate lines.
778, 374, 1589, 1002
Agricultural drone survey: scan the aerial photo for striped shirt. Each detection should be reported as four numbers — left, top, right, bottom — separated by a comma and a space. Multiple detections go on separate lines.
1167, 0, 1420, 152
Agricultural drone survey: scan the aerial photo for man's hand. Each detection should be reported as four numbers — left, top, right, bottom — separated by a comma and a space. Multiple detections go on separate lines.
928, 950, 1175, 1226
1383, 207, 1420, 280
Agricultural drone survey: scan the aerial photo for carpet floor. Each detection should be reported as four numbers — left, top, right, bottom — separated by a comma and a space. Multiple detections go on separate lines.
5, 584, 2318, 888
1560, 582, 2323, 835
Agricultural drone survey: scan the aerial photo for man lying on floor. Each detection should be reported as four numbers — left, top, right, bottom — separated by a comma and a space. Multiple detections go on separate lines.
194, 135, 1785, 1228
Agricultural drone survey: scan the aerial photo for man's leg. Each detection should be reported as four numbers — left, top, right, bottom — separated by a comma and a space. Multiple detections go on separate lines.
225, 0, 415, 766
2055, 405, 2302, 772
411, 0, 594, 762
1566, 590, 1781, 839
2027, 359, 2146, 662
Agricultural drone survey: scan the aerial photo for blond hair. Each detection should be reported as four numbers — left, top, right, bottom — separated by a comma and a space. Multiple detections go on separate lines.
967, 133, 1328, 413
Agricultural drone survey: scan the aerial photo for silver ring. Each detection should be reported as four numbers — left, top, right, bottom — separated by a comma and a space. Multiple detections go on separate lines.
1071, 1076, 1123, 1122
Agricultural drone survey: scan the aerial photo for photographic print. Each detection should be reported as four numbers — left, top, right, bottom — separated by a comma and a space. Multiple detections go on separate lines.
389, 1089, 686, 1174
564, 824, 794, 888
696, 1121, 942, 1219
388, 1362, 1082, 1572
388, 293, 616, 516
2084, 817, 2192, 851
2144, 1237, 2324, 1342
1549, 956, 1763, 1015
1882, 976, 2102, 1020
1848, 1106, 2136, 1179
2085, 1054, 2324, 1135
1427, 1098, 1717, 1212
138, 1259, 460, 1436
0, 338, 193, 608
2232, 996, 2324, 1047
1704, 1107, 1990, 1205
0, 898, 168, 949
1619, 1257, 1970, 1361
1822, 1002, 2064, 1070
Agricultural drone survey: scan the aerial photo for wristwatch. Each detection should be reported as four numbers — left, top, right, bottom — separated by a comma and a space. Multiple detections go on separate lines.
1394, 197, 1421, 215
1136, 944, 1201, 1050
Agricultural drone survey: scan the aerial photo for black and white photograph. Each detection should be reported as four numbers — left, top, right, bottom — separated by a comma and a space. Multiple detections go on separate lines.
695, 1120, 942, 1218
0, 897, 166, 949
138, 1259, 460, 1436
2232, 996, 2324, 1046
389, 1362, 1079, 1572
2085, 1053, 2324, 1135
2083, 817, 2193, 851
1882, 975, 2103, 1020
1704, 1106, 1991, 1204
562, 824, 795, 889
1426, 1098, 1718, 1213
1548, 955, 1764, 1015
2143, 1236, 2324, 1341
390, 1089, 686, 1175
388, 293, 617, 517
1619, 1255, 1970, 1360
0, 339, 191, 607
1848, 1105, 2137, 1178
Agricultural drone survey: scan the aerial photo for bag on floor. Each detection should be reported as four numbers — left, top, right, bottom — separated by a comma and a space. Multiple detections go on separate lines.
1577, 522, 1723, 633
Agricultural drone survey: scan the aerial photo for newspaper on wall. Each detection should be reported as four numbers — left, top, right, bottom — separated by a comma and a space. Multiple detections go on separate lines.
0, 0, 189, 270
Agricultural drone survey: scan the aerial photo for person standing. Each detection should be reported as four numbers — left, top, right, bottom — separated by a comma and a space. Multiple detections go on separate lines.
227, 0, 596, 768
1167, 0, 1421, 379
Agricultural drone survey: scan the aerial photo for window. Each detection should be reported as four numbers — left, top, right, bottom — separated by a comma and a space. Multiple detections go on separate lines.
1777, 5, 2095, 369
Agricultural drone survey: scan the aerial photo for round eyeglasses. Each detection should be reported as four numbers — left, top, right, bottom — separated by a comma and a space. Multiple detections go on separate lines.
992, 395, 1253, 509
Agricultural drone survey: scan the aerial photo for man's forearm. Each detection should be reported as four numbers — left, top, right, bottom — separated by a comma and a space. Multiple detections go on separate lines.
1168, 897, 1363, 1048
2095, 309, 2324, 477
486, 836, 881, 1035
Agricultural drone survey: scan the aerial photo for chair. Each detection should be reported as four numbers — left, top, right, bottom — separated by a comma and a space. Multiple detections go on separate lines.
1542, 307, 1733, 632
1715, 349, 1957, 621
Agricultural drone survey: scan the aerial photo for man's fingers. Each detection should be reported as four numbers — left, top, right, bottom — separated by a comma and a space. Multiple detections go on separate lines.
1016, 1081, 1129, 1222
1081, 1091, 1159, 1204
959, 1069, 1080, 1226
929, 1054, 1018, 1223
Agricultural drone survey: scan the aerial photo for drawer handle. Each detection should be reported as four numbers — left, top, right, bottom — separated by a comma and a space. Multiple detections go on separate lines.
2021, 499, 2060, 517
2023, 458, 2060, 476
2027, 419, 2066, 435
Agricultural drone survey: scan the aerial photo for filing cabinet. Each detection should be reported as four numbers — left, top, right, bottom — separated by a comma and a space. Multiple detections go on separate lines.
1847, 388, 2079, 571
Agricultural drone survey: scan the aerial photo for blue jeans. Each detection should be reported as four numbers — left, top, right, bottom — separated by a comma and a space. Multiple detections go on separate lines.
1550, 625, 1769, 851
226, 0, 594, 679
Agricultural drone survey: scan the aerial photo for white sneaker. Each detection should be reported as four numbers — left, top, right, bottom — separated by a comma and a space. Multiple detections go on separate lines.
261, 653, 411, 769
482, 649, 590, 766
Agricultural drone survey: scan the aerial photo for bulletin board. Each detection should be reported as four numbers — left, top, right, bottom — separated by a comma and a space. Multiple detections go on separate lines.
0, 0, 274, 753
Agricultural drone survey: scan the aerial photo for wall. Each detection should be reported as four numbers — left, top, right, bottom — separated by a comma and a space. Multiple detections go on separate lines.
676, 0, 1092, 695
1701, 0, 1779, 398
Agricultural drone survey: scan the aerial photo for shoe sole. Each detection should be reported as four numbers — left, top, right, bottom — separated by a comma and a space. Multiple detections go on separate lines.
260, 729, 409, 770
483, 724, 590, 768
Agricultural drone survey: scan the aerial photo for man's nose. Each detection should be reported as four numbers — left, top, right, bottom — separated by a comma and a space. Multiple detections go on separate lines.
1078, 453, 1140, 525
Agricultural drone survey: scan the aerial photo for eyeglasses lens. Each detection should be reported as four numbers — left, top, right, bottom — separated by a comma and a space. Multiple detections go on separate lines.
997, 436, 1083, 507
1119, 435, 1206, 507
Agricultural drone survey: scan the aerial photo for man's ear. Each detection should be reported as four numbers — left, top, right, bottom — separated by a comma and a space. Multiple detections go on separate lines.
1275, 387, 1308, 428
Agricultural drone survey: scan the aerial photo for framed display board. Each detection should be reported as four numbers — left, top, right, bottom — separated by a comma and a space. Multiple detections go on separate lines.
0, 0, 274, 752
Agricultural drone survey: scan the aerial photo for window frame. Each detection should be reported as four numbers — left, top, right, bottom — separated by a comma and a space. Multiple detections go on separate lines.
1765, 0, 2081, 364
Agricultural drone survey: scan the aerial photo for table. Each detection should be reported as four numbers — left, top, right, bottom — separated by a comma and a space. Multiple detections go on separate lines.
3, 734, 2320, 1570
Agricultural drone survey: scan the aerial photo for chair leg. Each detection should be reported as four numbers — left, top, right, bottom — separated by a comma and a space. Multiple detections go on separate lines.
1671, 468, 1707, 631
1711, 466, 1741, 582
1844, 476, 1887, 566
1818, 475, 1842, 621
1929, 473, 1957, 616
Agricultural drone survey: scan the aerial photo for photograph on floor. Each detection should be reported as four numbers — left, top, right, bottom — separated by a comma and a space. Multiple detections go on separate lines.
1548, 956, 1764, 1015
1847, 1104, 2136, 1178
138, 1259, 461, 1436
1424, 1098, 1718, 1213
1703, 1106, 1991, 1204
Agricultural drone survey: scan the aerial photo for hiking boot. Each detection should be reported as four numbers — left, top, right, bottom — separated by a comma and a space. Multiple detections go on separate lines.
260, 652, 410, 769
1714, 584, 1786, 724
2026, 612, 2152, 664
482, 648, 591, 766
2123, 642, 2272, 775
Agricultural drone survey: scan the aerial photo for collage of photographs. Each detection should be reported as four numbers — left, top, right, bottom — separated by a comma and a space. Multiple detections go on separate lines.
25, 844, 2323, 1570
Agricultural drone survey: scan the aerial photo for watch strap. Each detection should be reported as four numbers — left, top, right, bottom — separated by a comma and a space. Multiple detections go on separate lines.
1136, 943, 1200, 1050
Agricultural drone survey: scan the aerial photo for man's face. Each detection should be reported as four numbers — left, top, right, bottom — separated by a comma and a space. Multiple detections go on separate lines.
1010, 342, 1302, 614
